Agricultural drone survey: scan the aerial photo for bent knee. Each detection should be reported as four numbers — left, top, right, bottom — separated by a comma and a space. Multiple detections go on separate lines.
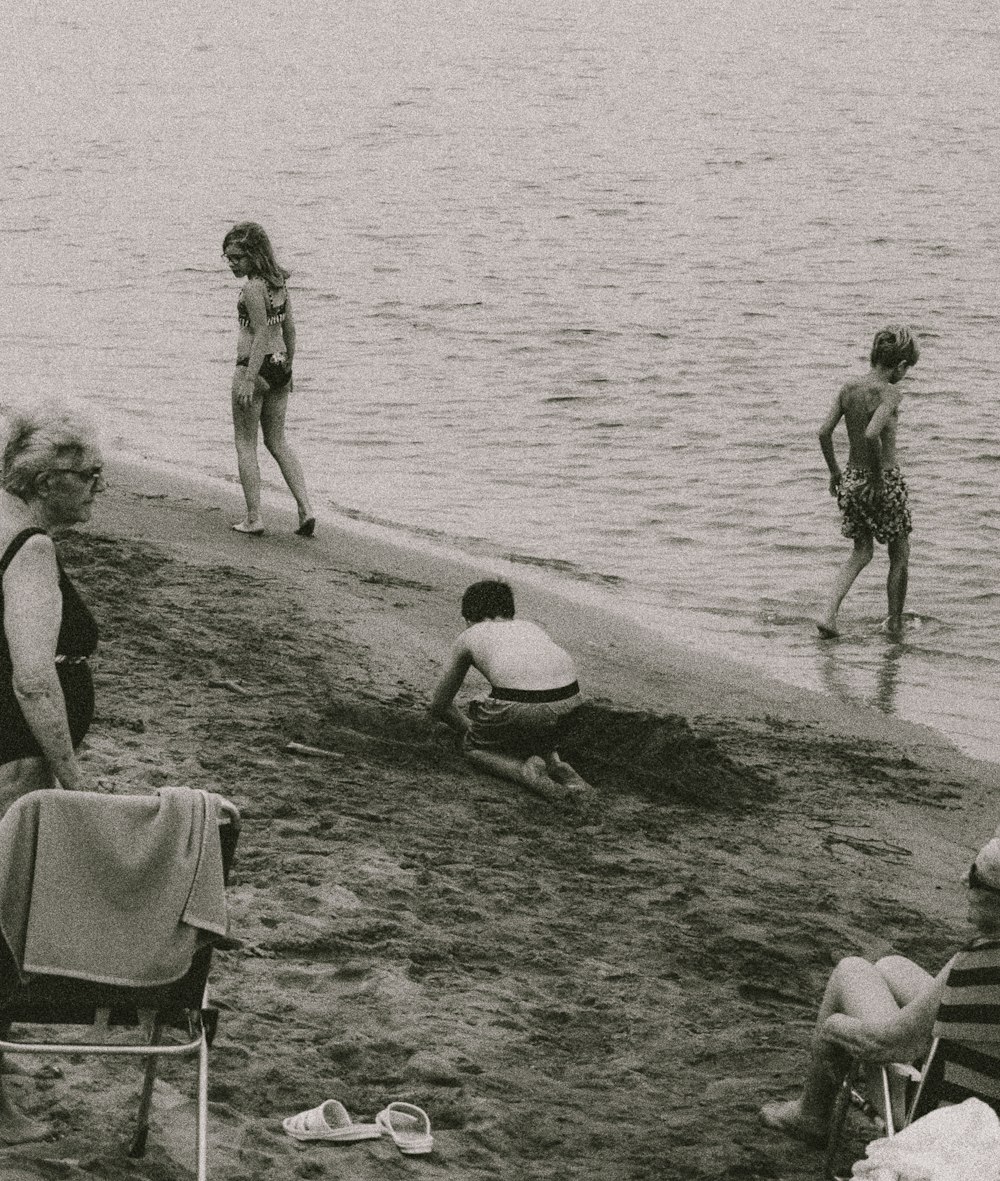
836, 955, 874, 973
830, 955, 879, 990
875, 954, 931, 998
875, 954, 913, 973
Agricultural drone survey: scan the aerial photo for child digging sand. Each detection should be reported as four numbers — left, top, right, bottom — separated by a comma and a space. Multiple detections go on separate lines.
429, 580, 591, 800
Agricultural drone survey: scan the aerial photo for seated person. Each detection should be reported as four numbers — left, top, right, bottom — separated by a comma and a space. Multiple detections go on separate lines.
761, 834, 1000, 1144
428, 580, 590, 798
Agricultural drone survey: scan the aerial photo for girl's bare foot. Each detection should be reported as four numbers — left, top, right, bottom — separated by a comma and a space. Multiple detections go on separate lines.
232, 519, 264, 535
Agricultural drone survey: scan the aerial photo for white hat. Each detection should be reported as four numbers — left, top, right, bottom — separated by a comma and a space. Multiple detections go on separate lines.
974, 837, 1000, 891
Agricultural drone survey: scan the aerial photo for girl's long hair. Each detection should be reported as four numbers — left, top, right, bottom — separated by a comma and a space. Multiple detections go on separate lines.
222, 222, 290, 289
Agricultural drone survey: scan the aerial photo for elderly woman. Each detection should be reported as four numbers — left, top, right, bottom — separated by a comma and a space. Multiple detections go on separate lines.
0, 405, 103, 817
761, 835, 1000, 1142
0, 405, 104, 1144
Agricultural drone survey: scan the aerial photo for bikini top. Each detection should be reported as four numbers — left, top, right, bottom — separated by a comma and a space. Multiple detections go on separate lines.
0, 528, 99, 663
237, 280, 287, 329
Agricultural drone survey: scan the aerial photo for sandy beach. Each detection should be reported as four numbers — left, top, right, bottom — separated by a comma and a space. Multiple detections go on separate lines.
3, 463, 999, 1181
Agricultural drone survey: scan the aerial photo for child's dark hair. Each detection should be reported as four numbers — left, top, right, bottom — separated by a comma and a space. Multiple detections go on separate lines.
870, 325, 919, 370
461, 580, 515, 623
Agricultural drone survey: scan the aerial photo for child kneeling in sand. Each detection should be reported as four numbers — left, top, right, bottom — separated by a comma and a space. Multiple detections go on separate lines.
429, 580, 590, 799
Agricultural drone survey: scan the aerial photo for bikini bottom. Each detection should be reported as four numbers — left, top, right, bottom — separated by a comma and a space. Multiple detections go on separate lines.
235, 354, 292, 390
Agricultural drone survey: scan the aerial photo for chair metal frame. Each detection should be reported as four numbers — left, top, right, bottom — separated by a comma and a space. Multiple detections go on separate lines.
0, 809, 238, 1181
824, 1039, 939, 1181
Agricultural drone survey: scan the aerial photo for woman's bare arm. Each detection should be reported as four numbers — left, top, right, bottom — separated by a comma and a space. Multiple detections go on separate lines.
4, 535, 90, 790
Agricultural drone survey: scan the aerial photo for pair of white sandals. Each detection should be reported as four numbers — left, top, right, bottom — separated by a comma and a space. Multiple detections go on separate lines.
283, 1099, 433, 1154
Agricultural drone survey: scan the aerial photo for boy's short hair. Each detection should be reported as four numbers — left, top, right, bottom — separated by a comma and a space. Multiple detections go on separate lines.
870, 325, 920, 370
461, 580, 515, 623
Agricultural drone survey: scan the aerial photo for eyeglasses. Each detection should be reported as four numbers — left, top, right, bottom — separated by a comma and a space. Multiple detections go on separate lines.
969, 861, 1000, 895
49, 466, 104, 488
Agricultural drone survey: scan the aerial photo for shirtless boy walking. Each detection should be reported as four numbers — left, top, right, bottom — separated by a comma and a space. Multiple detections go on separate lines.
816, 325, 920, 638
429, 580, 590, 799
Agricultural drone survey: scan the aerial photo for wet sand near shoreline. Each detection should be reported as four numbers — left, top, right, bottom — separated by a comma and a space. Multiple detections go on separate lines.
3, 466, 998, 1181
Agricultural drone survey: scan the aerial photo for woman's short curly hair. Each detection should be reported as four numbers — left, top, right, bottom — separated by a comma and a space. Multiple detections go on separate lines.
870, 325, 920, 370
2, 404, 99, 500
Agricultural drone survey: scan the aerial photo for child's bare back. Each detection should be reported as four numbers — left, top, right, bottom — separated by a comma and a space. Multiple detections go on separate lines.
837, 376, 902, 470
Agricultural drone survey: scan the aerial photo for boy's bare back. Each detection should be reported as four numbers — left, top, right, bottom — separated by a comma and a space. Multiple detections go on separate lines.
836, 376, 902, 470
460, 619, 577, 691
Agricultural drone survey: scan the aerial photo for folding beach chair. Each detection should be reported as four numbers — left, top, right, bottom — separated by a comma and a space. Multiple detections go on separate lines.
825, 1036, 1000, 1179
0, 790, 239, 1181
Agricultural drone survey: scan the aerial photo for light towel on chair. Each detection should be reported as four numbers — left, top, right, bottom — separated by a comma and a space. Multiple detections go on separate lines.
0, 787, 231, 987
851, 1097, 1000, 1180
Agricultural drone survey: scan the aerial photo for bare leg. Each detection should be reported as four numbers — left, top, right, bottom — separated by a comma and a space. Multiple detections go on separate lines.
231, 377, 264, 529
817, 536, 874, 637
464, 749, 564, 799
761, 955, 932, 1140
885, 536, 910, 634
260, 391, 313, 527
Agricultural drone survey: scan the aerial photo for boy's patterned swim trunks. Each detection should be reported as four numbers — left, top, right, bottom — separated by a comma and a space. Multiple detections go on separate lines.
837, 465, 911, 544
464, 690, 582, 758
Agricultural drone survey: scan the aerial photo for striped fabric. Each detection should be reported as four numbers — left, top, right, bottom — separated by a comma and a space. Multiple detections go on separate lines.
931, 938, 1000, 1111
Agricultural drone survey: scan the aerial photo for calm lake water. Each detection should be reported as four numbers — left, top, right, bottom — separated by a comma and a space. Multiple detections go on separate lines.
4, 0, 1000, 761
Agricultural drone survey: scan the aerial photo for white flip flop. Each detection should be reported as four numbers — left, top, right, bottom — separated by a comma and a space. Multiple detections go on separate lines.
375, 1101, 434, 1154
282, 1099, 381, 1143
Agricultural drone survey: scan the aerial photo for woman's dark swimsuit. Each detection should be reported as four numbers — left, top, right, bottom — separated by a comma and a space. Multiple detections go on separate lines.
0, 529, 98, 765
236, 282, 291, 390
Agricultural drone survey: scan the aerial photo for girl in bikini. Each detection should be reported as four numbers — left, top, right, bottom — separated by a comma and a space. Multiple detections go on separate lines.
222, 222, 314, 536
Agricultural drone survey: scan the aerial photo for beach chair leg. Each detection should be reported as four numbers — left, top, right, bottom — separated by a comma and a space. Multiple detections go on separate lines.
824, 1069, 856, 1181
197, 1028, 209, 1181
129, 1021, 163, 1158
